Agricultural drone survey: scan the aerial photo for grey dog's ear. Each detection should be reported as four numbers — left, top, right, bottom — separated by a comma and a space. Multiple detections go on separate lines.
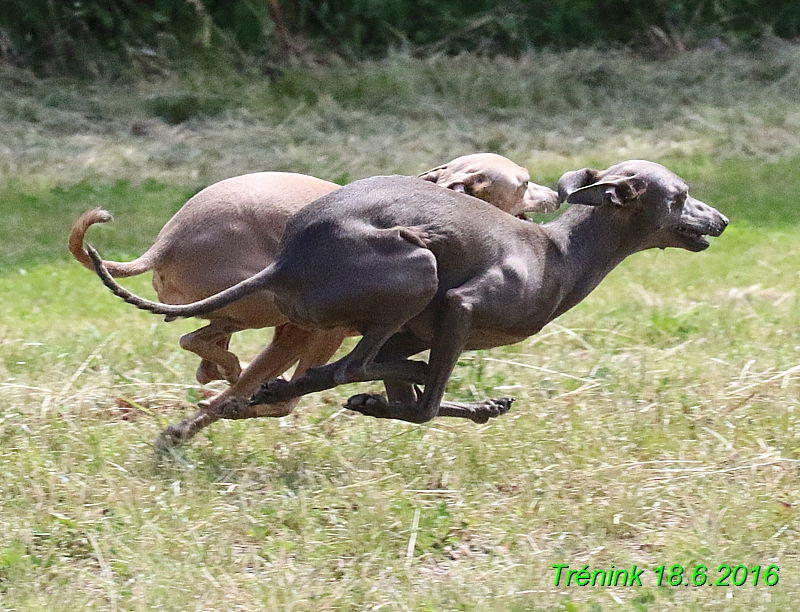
564, 174, 647, 207
556, 168, 601, 203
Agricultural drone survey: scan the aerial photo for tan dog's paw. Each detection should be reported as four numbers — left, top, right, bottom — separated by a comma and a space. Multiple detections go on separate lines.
195, 359, 241, 385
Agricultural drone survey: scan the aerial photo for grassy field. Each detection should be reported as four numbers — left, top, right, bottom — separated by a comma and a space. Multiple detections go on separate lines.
2, 45, 800, 611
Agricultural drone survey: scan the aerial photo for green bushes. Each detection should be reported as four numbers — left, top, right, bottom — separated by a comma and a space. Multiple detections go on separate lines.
288, 0, 800, 54
0, 0, 277, 76
2, 0, 800, 76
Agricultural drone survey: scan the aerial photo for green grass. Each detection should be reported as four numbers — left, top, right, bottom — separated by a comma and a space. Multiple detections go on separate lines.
0, 179, 194, 271
3, 221, 799, 611
3, 49, 800, 610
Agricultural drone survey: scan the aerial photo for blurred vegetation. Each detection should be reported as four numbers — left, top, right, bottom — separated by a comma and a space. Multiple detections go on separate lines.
2, 0, 800, 77
2, 154, 799, 272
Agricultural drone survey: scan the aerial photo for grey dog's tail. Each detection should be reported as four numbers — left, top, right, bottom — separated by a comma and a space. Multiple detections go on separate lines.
86, 246, 276, 321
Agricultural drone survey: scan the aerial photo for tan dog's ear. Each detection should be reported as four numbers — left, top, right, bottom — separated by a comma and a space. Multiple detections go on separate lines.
418, 165, 446, 184
447, 172, 489, 200
419, 166, 485, 197
566, 175, 647, 207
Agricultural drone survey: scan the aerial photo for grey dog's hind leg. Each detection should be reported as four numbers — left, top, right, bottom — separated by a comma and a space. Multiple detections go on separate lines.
346, 394, 513, 424
249, 358, 429, 405
346, 290, 514, 424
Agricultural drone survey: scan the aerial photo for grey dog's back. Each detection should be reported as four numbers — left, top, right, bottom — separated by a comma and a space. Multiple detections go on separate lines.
261, 175, 552, 337
285, 175, 508, 236
278, 175, 535, 277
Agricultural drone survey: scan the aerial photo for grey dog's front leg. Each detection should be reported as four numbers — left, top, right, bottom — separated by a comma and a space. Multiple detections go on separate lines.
248, 359, 428, 405
438, 398, 514, 422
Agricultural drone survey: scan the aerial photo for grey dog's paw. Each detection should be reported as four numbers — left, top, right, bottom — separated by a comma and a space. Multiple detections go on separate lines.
345, 393, 387, 411
345, 393, 423, 421
466, 397, 514, 423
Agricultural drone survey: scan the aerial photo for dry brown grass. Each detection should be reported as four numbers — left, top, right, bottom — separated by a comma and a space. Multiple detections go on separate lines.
2, 45, 800, 190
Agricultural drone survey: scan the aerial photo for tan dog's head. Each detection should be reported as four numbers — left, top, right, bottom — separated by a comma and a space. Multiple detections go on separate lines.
419, 153, 560, 217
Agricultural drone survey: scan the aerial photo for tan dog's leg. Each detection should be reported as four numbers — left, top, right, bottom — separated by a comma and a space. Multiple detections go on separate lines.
195, 335, 233, 384
219, 326, 347, 418
207, 323, 316, 416
179, 319, 244, 384
158, 325, 347, 447
264, 327, 349, 414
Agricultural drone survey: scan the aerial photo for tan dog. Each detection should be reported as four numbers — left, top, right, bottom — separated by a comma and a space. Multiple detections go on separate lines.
70, 154, 558, 437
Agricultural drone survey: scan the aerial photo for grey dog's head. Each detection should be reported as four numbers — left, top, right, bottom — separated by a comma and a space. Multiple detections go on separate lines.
558, 160, 729, 252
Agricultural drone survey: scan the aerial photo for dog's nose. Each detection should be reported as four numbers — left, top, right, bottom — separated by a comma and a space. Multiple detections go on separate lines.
691, 196, 729, 233
711, 211, 729, 236
712, 210, 729, 233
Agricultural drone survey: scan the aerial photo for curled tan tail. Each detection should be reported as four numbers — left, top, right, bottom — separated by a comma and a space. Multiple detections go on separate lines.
87, 245, 277, 320
68, 208, 156, 278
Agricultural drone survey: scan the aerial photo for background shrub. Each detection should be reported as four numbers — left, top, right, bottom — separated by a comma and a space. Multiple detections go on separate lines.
2, 0, 800, 76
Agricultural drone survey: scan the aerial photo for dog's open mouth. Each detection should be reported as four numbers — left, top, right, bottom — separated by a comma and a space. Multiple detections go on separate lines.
674, 226, 710, 250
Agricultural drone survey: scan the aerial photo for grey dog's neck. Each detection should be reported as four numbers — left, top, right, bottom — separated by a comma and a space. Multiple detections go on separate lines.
541, 204, 636, 320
